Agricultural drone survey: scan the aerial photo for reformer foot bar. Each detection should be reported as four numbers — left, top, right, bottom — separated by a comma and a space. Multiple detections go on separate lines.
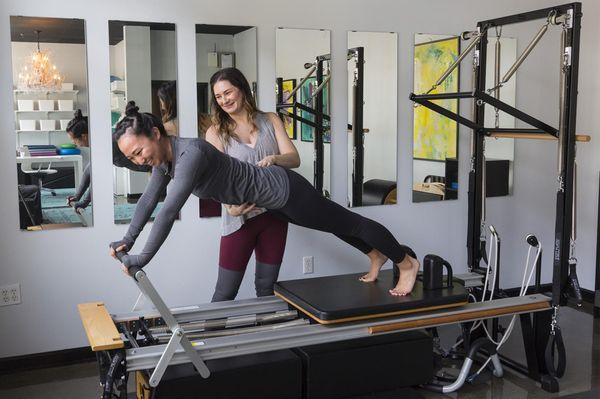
79, 265, 551, 396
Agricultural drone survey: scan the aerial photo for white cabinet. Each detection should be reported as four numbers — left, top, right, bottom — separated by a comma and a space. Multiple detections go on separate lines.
13, 89, 78, 148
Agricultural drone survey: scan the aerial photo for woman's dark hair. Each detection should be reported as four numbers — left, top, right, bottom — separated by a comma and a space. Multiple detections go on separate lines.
113, 101, 168, 142
209, 67, 260, 145
66, 109, 88, 138
157, 81, 177, 123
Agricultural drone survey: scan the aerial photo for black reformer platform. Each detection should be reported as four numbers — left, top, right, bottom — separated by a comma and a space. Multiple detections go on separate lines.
274, 270, 468, 324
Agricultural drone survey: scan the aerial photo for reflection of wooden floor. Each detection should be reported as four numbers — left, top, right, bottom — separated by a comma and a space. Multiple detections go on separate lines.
274, 270, 469, 325
27, 222, 83, 231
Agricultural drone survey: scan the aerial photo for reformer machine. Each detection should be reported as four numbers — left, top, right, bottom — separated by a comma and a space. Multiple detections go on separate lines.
80, 254, 551, 398
78, 4, 589, 397
410, 2, 588, 393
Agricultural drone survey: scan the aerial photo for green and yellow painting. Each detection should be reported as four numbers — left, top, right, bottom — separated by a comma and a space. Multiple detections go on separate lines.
413, 37, 459, 161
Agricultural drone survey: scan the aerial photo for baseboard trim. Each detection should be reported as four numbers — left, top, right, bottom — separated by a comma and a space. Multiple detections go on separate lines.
0, 346, 95, 375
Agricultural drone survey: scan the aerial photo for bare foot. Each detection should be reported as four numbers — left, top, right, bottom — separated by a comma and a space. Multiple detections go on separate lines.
389, 255, 420, 296
359, 249, 389, 282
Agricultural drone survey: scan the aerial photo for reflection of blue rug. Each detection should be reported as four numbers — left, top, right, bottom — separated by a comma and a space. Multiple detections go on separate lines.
41, 188, 75, 209
40, 189, 162, 224
43, 207, 91, 225
40, 188, 92, 225
114, 202, 162, 224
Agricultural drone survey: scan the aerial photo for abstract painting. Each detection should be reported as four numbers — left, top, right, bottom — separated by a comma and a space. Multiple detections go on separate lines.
281, 79, 297, 139
300, 76, 330, 143
413, 36, 459, 161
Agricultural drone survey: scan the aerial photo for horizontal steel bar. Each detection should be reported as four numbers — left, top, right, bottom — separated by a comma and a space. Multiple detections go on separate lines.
474, 92, 558, 136
150, 310, 299, 335
124, 295, 550, 372
112, 296, 289, 324
411, 96, 480, 131
478, 4, 578, 28
410, 92, 475, 101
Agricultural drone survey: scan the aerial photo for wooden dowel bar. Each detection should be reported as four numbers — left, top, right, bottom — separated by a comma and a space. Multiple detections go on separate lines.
368, 300, 550, 334
489, 132, 590, 142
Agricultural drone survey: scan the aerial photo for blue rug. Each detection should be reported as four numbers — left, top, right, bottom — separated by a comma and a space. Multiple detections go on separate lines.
114, 202, 162, 224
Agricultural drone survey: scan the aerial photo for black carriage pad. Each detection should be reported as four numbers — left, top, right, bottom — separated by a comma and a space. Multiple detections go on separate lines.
274, 269, 468, 324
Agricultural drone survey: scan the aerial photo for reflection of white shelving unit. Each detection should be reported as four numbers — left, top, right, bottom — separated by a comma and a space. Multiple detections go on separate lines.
13, 89, 79, 147
111, 88, 127, 114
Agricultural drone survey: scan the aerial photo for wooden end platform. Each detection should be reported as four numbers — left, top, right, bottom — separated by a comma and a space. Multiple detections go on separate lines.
78, 302, 124, 351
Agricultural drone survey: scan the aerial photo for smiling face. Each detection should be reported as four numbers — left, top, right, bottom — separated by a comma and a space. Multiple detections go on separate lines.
213, 80, 245, 116
117, 127, 167, 167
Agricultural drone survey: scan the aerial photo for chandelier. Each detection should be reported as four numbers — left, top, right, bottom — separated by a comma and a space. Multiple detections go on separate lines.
18, 30, 63, 90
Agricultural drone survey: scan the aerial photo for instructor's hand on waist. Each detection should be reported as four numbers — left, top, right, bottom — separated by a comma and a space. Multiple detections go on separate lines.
225, 203, 256, 216
256, 155, 277, 167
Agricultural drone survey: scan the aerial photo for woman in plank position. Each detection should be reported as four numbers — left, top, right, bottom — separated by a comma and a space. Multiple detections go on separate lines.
109, 99, 419, 296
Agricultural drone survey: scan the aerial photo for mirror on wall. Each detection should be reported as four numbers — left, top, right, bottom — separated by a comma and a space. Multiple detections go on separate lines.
108, 21, 177, 224
195, 24, 258, 218
11, 16, 93, 230
347, 31, 397, 207
276, 28, 331, 197
411, 33, 517, 203
412, 34, 460, 203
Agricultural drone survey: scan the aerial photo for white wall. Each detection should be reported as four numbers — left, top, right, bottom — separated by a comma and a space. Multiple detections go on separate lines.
0, 0, 598, 359
276, 28, 331, 192
110, 40, 125, 79
195, 33, 233, 83
150, 30, 178, 81
233, 27, 258, 85
347, 31, 397, 205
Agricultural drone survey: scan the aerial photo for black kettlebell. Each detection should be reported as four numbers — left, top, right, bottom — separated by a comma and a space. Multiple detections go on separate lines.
422, 254, 453, 290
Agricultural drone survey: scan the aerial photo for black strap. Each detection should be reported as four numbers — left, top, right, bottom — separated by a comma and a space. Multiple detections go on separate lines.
568, 263, 583, 306
545, 328, 566, 378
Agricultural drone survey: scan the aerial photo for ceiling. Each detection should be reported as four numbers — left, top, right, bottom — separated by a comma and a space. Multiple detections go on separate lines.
196, 24, 254, 35
11, 16, 85, 44
11, 17, 255, 46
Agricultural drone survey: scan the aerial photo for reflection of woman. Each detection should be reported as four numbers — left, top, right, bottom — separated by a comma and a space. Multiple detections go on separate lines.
110, 100, 420, 297
64, 110, 152, 213
157, 81, 178, 136
205, 68, 300, 301
65, 110, 91, 212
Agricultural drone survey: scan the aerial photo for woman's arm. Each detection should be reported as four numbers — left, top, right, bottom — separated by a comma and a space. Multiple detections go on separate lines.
68, 164, 91, 205
257, 113, 300, 168
120, 148, 203, 268
205, 126, 225, 152
113, 167, 171, 252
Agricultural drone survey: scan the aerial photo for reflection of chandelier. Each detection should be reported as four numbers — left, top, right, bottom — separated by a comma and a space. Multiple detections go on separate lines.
18, 30, 62, 90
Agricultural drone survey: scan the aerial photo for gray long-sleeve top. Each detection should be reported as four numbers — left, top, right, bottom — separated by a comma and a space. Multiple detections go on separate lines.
119, 136, 289, 268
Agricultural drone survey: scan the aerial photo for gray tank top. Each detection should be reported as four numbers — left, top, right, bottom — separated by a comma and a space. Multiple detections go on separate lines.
222, 113, 280, 236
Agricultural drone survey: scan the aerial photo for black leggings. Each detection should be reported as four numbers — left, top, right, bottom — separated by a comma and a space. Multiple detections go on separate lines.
271, 170, 415, 264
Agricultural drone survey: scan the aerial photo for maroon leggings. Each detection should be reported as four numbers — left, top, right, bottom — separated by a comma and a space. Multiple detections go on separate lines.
219, 212, 288, 271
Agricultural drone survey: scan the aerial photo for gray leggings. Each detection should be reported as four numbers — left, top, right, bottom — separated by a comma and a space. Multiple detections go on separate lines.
211, 261, 281, 302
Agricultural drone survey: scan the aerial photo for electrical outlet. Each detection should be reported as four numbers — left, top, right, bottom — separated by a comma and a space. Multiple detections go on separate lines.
0, 284, 21, 306
303, 256, 314, 274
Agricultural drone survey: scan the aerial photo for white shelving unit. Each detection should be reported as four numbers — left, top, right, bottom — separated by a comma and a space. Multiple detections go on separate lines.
13, 88, 78, 147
